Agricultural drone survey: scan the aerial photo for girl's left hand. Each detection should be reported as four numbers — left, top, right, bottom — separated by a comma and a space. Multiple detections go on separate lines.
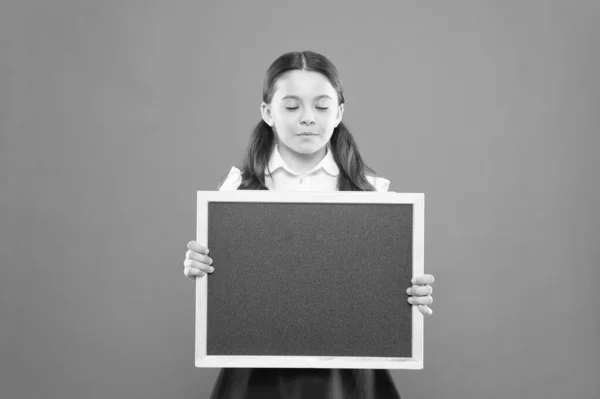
407, 274, 435, 316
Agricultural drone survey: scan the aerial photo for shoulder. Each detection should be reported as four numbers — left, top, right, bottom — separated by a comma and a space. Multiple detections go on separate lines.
218, 166, 242, 191
366, 175, 391, 192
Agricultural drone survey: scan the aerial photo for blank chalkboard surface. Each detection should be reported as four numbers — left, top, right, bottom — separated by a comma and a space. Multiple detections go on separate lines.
195, 191, 424, 369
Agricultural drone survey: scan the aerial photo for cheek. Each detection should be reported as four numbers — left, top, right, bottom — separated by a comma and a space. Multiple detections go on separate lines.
321, 113, 338, 130
272, 114, 292, 129
273, 120, 296, 139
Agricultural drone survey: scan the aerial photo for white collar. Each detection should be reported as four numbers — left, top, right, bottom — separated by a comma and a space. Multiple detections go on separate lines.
266, 144, 340, 177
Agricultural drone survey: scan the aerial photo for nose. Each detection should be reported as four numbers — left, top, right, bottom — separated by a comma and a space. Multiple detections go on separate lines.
300, 110, 316, 126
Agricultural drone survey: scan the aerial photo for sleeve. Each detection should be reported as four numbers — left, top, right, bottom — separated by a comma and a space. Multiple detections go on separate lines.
218, 166, 243, 191
366, 175, 391, 192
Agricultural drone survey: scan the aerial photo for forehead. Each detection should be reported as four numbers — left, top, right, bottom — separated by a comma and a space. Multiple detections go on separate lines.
273, 70, 337, 101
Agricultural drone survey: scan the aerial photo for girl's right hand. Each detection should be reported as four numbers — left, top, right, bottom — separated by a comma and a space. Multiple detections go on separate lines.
183, 241, 214, 280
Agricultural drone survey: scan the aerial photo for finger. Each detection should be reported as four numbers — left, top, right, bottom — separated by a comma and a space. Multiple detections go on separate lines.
407, 295, 433, 306
186, 250, 213, 266
187, 241, 209, 255
411, 274, 434, 285
186, 267, 206, 277
183, 259, 215, 273
182, 266, 195, 280
406, 285, 433, 296
184, 267, 205, 279
418, 305, 433, 316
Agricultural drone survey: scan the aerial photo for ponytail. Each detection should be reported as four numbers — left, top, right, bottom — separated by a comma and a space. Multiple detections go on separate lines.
236, 120, 273, 190
330, 122, 377, 191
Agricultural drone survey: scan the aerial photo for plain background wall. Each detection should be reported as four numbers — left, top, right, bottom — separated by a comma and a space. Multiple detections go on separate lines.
1, 1, 598, 398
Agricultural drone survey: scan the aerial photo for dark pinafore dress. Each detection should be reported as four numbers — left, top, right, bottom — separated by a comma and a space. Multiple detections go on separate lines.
209, 367, 401, 399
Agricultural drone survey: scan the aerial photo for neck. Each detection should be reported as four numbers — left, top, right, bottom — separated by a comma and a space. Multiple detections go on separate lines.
277, 143, 328, 175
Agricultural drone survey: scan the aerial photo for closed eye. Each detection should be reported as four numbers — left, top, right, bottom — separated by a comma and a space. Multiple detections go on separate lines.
285, 107, 329, 111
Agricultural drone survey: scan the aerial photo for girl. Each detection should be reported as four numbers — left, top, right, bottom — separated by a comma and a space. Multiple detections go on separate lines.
183, 50, 434, 399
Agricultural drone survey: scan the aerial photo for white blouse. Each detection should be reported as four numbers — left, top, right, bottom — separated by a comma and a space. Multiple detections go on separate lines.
219, 144, 391, 192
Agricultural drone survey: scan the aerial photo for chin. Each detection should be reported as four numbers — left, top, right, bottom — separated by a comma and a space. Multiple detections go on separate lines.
291, 143, 326, 155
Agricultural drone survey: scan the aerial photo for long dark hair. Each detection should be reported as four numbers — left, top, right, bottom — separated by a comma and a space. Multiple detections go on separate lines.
224, 50, 379, 191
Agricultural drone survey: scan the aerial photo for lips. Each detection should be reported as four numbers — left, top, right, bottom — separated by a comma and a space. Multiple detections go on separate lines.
297, 132, 318, 135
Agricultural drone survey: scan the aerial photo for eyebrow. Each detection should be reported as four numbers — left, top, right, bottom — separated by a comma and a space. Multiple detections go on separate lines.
281, 95, 333, 101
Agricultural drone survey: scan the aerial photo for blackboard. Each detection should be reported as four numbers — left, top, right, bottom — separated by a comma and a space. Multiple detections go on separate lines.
195, 191, 424, 369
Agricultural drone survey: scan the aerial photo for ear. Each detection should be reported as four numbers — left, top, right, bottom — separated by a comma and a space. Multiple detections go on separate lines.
334, 103, 344, 128
261, 102, 274, 126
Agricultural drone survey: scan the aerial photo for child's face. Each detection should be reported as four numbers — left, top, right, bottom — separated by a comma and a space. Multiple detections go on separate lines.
261, 70, 344, 156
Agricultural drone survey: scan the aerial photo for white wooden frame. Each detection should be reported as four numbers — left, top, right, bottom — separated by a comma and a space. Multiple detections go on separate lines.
195, 191, 425, 369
